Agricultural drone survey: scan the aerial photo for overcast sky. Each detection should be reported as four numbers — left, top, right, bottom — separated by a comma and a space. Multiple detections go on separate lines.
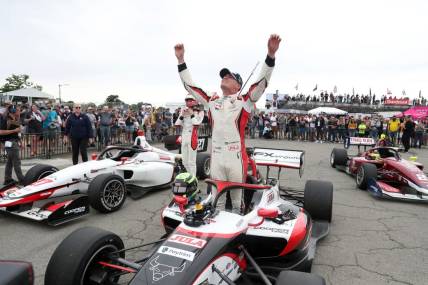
1, 0, 427, 106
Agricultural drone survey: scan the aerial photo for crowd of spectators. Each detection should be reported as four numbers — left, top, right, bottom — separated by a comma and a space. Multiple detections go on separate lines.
248, 112, 428, 150
268, 92, 427, 107
0, 100, 211, 157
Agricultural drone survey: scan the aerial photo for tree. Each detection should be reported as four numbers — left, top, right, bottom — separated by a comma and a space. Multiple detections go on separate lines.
0, 74, 43, 93
105, 95, 122, 104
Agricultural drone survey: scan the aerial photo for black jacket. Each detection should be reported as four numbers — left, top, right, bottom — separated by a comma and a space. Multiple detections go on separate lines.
65, 113, 93, 139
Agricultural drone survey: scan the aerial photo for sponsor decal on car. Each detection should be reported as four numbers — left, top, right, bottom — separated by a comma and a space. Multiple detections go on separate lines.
157, 246, 195, 261
149, 255, 185, 282
27, 210, 48, 219
64, 206, 87, 215
168, 234, 207, 249
254, 226, 289, 234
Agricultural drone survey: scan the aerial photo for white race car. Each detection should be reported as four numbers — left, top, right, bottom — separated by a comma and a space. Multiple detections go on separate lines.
0, 134, 211, 226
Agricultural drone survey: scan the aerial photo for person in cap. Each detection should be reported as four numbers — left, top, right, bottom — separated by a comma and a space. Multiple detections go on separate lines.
174, 94, 204, 176
174, 34, 281, 210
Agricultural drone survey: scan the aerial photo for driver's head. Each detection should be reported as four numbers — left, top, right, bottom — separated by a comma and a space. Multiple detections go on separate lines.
185, 94, 197, 108
219, 68, 243, 95
369, 150, 381, 160
172, 172, 199, 201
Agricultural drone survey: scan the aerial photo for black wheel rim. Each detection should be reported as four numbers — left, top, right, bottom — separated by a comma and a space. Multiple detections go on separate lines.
203, 157, 211, 176
102, 180, 125, 209
37, 170, 56, 180
357, 167, 364, 185
81, 244, 120, 285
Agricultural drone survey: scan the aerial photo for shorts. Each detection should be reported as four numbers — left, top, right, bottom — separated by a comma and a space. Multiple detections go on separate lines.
126, 125, 134, 133
271, 126, 278, 132
43, 128, 57, 139
28, 126, 42, 135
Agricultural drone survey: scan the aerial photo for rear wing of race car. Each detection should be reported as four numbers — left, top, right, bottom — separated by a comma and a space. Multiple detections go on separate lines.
344, 137, 376, 152
252, 147, 305, 178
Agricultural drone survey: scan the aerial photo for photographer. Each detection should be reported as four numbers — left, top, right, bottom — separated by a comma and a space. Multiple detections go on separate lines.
0, 105, 25, 185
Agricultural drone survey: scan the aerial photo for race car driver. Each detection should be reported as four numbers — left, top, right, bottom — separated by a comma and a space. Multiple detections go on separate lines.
174, 34, 281, 210
174, 94, 204, 176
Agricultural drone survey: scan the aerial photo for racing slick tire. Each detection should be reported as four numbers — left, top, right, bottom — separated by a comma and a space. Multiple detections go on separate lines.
356, 163, 377, 190
45, 227, 124, 285
275, 270, 325, 285
330, 148, 347, 168
88, 174, 126, 213
304, 180, 333, 222
196, 153, 211, 179
23, 164, 59, 186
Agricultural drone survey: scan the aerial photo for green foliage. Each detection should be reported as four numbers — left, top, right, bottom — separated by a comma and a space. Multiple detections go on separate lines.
0, 74, 43, 93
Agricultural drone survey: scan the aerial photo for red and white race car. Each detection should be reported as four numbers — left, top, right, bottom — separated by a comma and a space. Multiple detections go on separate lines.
0, 134, 210, 225
331, 137, 428, 202
44, 147, 333, 285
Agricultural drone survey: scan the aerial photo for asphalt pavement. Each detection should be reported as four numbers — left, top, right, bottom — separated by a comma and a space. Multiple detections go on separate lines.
1, 139, 427, 285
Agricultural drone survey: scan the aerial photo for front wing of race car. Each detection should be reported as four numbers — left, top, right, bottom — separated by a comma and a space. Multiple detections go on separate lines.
368, 178, 428, 202
0, 196, 89, 226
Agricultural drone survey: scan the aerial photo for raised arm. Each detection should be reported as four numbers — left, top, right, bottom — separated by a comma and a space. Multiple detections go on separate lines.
175, 44, 210, 108
243, 34, 282, 106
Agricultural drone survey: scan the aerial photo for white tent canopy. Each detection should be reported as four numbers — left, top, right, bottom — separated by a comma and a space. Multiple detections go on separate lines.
1, 88, 54, 104
308, 107, 348, 115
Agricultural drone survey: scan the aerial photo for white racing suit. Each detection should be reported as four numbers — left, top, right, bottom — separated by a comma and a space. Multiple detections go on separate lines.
178, 56, 275, 209
174, 109, 204, 176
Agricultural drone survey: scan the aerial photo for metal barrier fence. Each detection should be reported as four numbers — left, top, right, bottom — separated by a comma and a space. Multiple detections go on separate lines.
0, 124, 212, 162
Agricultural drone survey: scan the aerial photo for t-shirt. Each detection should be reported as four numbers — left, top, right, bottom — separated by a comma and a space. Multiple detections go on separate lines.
26, 111, 43, 130
86, 113, 97, 128
270, 116, 277, 127
0, 115, 20, 141
42, 110, 58, 129
389, 120, 400, 132
99, 112, 112, 126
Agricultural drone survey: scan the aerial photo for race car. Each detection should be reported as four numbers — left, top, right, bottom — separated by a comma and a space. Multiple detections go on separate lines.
331, 137, 428, 202
0, 133, 211, 225
44, 147, 333, 284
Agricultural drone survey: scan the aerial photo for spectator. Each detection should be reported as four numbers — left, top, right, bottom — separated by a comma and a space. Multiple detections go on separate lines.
388, 116, 400, 145
358, 120, 367, 137
65, 104, 93, 165
315, 115, 325, 143
257, 112, 265, 138
401, 116, 414, 152
24, 104, 45, 156
164, 108, 173, 134
348, 117, 357, 137
99, 106, 112, 147
86, 107, 97, 147
270, 113, 278, 139
42, 103, 60, 153
0, 105, 25, 185
125, 111, 136, 143
414, 120, 425, 148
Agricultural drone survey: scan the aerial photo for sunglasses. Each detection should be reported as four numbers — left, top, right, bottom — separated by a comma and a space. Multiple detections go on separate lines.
75, 106, 81, 109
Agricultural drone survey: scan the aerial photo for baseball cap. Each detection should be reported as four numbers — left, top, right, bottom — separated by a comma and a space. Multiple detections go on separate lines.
185, 94, 195, 101
219, 68, 243, 87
